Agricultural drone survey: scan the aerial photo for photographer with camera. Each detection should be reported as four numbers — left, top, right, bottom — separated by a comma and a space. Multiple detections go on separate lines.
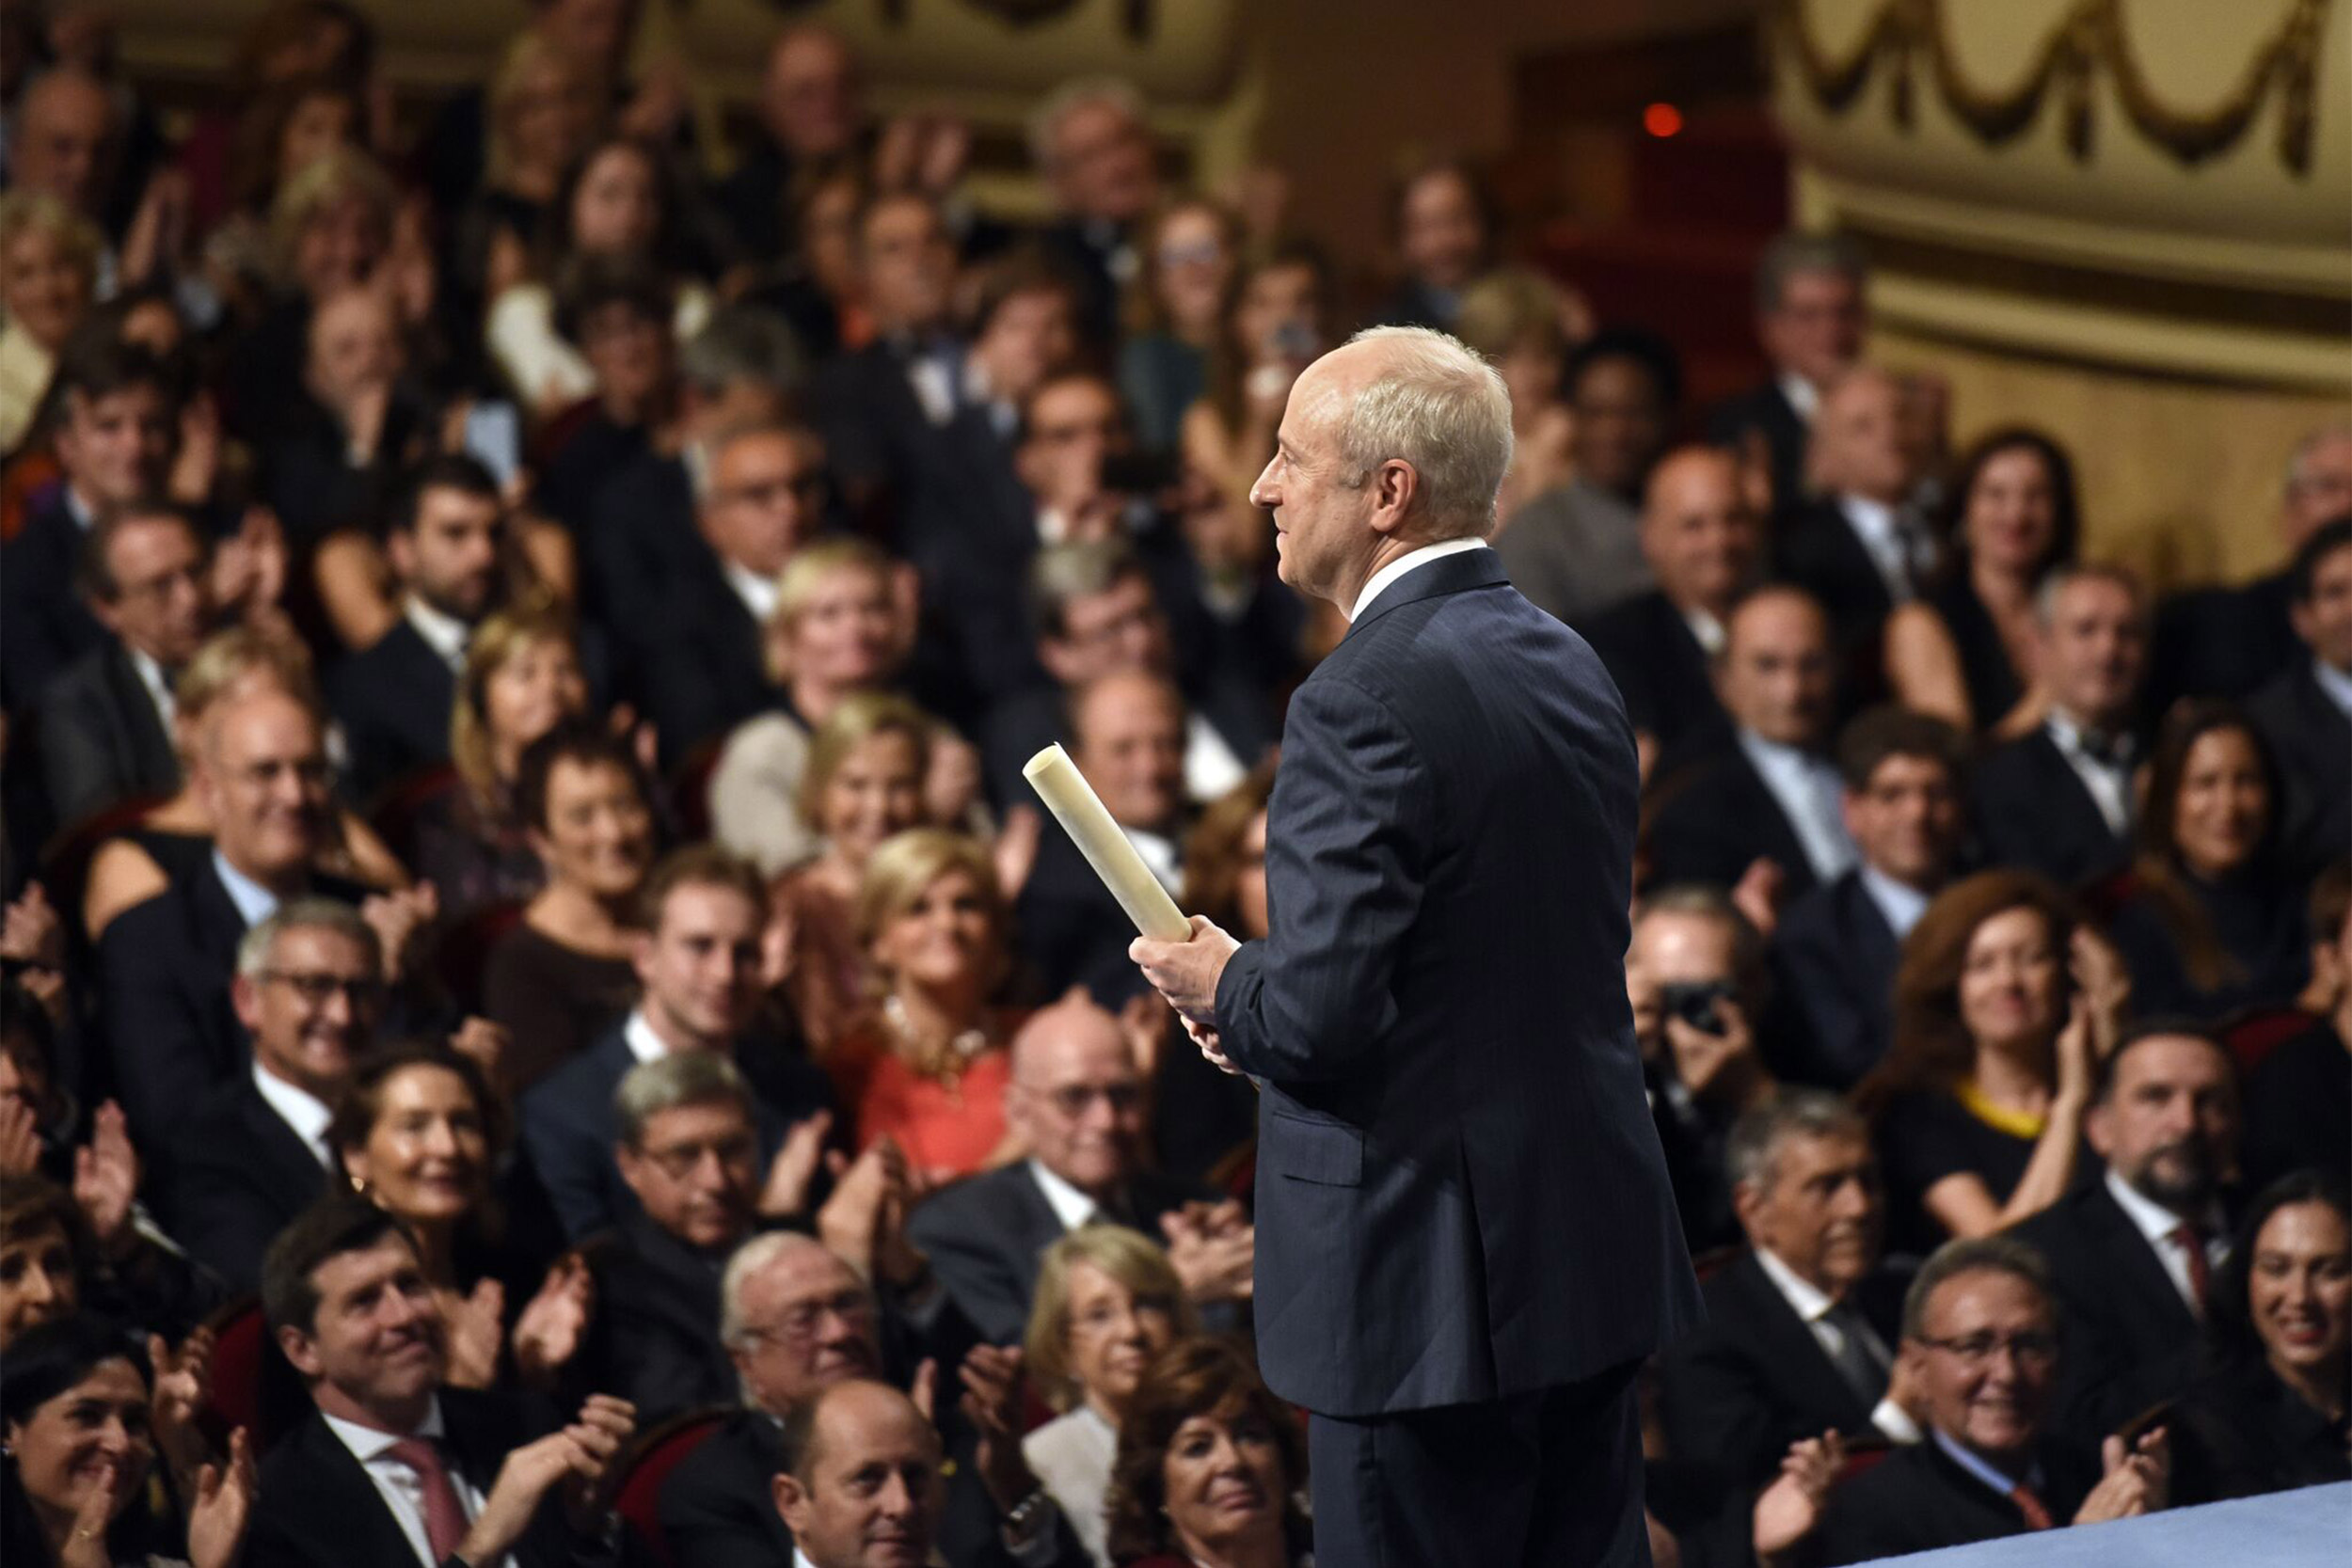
1628, 884, 1785, 1256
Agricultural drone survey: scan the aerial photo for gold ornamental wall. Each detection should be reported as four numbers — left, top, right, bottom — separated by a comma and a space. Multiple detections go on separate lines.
1767, 0, 2352, 587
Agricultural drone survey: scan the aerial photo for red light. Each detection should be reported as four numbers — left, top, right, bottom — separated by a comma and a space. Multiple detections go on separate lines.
1644, 103, 1684, 138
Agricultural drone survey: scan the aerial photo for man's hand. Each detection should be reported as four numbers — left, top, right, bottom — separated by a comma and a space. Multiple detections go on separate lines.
1662, 996, 1756, 1103
1164, 1200, 1254, 1304
73, 1102, 140, 1258
1129, 915, 1241, 1026
2074, 1428, 2169, 1524
360, 883, 438, 981
957, 1345, 1040, 1513
760, 1109, 834, 1219
459, 1396, 636, 1560
1754, 1430, 1845, 1566
512, 1256, 595, 1387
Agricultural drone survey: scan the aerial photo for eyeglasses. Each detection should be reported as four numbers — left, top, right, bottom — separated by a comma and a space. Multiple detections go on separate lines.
261, 971, 386, 1008
1915, 1331, 2059, 1369
1045, 1084, 1142, 1118
718, 473, 829, 508
638, 1132, 757, 1180
744, 1288, 875, 1343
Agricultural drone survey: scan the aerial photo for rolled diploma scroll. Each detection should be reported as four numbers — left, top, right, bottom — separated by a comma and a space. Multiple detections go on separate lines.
1022, 744, 1191, 941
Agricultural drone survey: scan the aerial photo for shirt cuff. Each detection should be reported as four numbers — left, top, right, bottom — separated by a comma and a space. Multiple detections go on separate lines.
1872, 1396, 1922, 1444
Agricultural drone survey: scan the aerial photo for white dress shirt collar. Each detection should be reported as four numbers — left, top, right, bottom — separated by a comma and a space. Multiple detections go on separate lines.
1857, 864, 1931, 941
2044, 708, 2135, 837
1754, 1246, 1920, 1445
323, 1395, 448, 1462
323, 1400, 488, 1568
2312, 656, 2352, 720
1931, 1427, 2035, 1497
1123, 826, 1181, 895
1779, 371, 1820, 424
1028, 1158, 1104, 1233
401, 595, 472, 673
212, 847, 282, 927
2105, 1166, 2226, 1310
1681, 605, 1727, 657
1754, 1245, 1836, 1323
721, 558, 781, 625
1836, 493, 1925, 603
252, 1061, 336, 1169
624, 1008, 670, 1066
1735, 729, 1859, 881
127, 645, 177, 729
1349, 538, 1490, 622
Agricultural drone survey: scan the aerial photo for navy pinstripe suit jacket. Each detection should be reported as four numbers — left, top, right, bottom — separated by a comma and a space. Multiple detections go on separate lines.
1215, 546, 1702, 1417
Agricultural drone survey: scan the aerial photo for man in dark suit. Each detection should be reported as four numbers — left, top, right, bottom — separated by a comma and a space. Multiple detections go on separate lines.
167, 900, 382, 1291
249, 1194, 636, 1568
713, 24, 866, 261
1772, 707, 1967, 1089
99, 686, 405, 1147
2009, 1026, 2239, 1443
35, 499, 210, 826
1582, 444, 1764, 769
1802, 1236, 2169, 1565
906, 993, 1246, 1346
0, 333, 178, 714
1025, 79, 1159, 355
2249, 517, 2352, 875
521, 847, 835, 1242
1014, 671, 1197, 1004
1132, 329, 1699, 1564
328, 456, 508, 804
1661, 1093, 1918, 1495
1649, 586, 1857, 903
1973, 564, 2150, 889
1774, 367, 1937, 672
1704, 231, 1867, 514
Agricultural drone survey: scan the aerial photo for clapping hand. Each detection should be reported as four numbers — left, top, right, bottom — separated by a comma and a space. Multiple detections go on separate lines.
514, 1256, 596, 1386
74, 1102, 141, 1258
186, 1428, 258, 1568
1754, 1430, 1845, 1565
1164, 1199, 1254, 1304
957, 1344, 1039, 1513
2074, 1427, 2169, 1524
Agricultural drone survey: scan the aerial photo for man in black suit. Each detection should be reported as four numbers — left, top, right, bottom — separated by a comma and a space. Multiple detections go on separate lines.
1025, 79, 1159, 355
637, 422, 826, 765
2150, 422, 2351, 708
36, 499, 211, 826
327, 456, 508, 805
906, 993, 1247, 1346
1582, 444, 1764, 771
713, 23, 866, 261
1705, 231, 1867, 514
1772, 707, 1967, 1089
1973, 564, 2150, 889
1774, 366, 1938, 670
0, 333, 177, 714
2009, 1025, 2240, 1442
1132, 329, 1699, 1563
1800, 1236, 2169, 1565
99, 686, 416, 1147
1661, 1093, 1919, 1494
1015, 671, 1198, 1003
167, 900, 382, 1291
2249, 517, 2352, 875
249, 1194, 637, 1568
521, 846, 835, 1242
1649, 586, 1857, 903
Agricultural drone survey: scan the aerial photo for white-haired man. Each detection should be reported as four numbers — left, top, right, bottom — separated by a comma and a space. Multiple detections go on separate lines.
1132, 326, 1699, 1563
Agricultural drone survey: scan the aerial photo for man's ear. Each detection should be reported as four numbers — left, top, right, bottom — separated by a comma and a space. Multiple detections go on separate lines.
384, 528, 417, 586
231, 974, 263, 1034
277, 1323, 323, 1381
1368, 458, 1419, 535
2084, 1099, 2114, 1160
772, 1471, 812, 1533
614, 1143, 648, 1202
1037, 635, 1084, 686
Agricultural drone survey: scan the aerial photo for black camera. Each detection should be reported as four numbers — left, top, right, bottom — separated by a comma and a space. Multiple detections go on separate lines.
1658, 980, 1738, 1037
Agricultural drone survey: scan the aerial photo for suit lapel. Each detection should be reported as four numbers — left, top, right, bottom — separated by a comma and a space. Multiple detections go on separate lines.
1726, 1255, 1875, 1431
2025, 732, 2120, 854
2084, 1185, 2198, 1338
283, 1414, 429, 1563
1343, 548, 1511, 641
101, 641, 178, 785
241, 1084, 330, 1210
1727, 750, 1816, 886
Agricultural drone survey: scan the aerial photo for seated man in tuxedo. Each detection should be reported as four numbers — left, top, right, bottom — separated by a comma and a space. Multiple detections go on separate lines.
907, 992, 1248, 1344
1801, 1236, 2169, 1564
328, 454, 509, 804
249, 1194, 637, 1568
167, 900, 383, 1291
977, 539, 1258, 812
99, 684, 411, 1148
1013, 669, 1196, 1001
2152, 421, 2350, 709
522, 845, 835, 1242
1647, 585, 1856, 902
2249, 516, 2351, 875
1660, 1092, 1918, 1494
1704, 230, 1867, 514
2009, 1024, 2239, 1441
1771, 706, 1967, 1088
638, 420, 828, 764
1627, 886, 1783, 1257
1972, 563, 2149, 889
1775, 366, 1937, 672
37, 499, 213, 827
1, 331, 179, 714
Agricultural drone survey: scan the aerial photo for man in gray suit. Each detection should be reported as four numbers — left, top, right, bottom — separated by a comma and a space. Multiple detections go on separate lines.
1134, 326, 1700, 1565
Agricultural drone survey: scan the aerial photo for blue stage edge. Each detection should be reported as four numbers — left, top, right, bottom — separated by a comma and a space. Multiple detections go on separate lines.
1875, 1482, 2350, 1565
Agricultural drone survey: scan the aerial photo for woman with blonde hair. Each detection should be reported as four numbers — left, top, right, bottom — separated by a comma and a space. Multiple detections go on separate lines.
0, 194, 103, 452
1024, 1227, 1200, 1566
831, 828, 1020, 1180
769, 693, 933, 1053
709, 539, 909, 876
400, 604, 591, 920
80, 626, 407, 939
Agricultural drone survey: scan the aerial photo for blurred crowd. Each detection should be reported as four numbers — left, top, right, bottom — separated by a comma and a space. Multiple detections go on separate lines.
0, 3, 2344, 1566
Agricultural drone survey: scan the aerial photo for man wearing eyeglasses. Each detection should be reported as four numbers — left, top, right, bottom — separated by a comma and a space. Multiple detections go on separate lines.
1799, 1234, 2170, 1565
908, 991, 1248, 1345
166, 899, 385, 1291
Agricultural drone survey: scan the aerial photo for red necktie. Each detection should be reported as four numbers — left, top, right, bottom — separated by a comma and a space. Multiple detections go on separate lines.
2009, 1482, 2055, 1530
2171, 1222, 2212, 1315
389, 1436, 469, 1561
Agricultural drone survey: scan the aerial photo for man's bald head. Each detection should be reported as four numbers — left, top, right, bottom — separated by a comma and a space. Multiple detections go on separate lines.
1642, 446, 1760, 616
1069, 670, 1184, 831
11, 70, 116, 216
1009, 990, 1146, 1196
199, 688, 331, 888
771, 1380, 942, 1568
1717, 587, 1836, 749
